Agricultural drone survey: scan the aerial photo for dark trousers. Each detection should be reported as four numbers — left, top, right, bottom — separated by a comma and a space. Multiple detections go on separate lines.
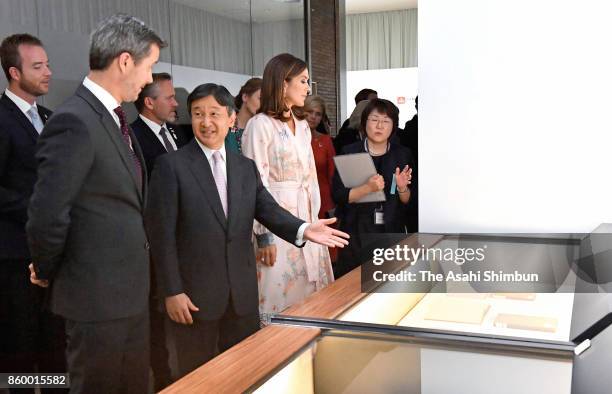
0, 260, 67, 394
64, 312, 149, 394
149, 300, 172, 391
169, 298, 259, 379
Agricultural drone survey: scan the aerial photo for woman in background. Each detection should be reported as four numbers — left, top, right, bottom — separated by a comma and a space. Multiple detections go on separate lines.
304, 96, 337, 262
225, 77, 261, 154
242, 54, 334, 316
332, 98, 414, 278
333, 99, 370, 154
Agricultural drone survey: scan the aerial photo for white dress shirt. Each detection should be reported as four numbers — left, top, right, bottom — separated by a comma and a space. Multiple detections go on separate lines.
194, 139, 228, 179
82, 77, 121, 128
4, 88, 38, 122
139, 114, 178, 151
194, 139, 308, 245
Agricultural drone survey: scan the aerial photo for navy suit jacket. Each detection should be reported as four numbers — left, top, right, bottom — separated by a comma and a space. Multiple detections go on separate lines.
130, 116, 190, 180
0, 93, 51, 261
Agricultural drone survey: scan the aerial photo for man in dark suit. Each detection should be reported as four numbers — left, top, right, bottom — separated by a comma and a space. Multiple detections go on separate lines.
27, 14, 166, 394
145, 83, 349, 378
131, 72, 189, 180
398, 95, 418, 232
131, 72, 187, 391
334, 88, 377, 153
0, 33, 66, 393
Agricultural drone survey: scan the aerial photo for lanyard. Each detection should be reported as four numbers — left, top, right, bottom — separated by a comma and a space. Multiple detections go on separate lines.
363, 139, 389, 155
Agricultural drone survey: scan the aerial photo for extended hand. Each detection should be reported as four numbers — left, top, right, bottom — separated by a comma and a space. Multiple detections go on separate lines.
165, 293, 200, 325
303, 218, 350, 248
256, 245, 277, 266
29, 263, 49, 288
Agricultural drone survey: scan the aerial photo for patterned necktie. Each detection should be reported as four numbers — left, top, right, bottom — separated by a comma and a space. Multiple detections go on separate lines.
159, 127, 175, 152
28, 106, 44, 134
212, 151, 228, 217
113, 106, 143, 191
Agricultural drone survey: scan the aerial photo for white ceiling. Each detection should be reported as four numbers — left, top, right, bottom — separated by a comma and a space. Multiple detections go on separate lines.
346, 0, 417, 14
172, 0, 303, 23
172, 0, 416, 23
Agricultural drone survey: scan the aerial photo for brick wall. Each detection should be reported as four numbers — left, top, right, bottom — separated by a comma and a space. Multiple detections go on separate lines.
309, 0, 340, 134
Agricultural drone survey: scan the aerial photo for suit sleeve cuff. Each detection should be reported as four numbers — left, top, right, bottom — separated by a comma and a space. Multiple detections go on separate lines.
295, 222, 309, 246
256, 233, 275, 248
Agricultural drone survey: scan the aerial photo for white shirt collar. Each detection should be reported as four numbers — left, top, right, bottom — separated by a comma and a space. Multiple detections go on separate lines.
195, 138, 226, 163
139, 114, 166, 135
4, 88, 36, 117
82, 77, 120, 123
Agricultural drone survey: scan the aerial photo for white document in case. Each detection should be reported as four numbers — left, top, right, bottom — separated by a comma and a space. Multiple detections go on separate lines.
333, 152, 386, 203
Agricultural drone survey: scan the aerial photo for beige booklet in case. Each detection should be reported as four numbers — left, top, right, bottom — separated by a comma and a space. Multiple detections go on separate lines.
491, 293, 536, 301
494, 313, 558, 332
424, 296, 490, 325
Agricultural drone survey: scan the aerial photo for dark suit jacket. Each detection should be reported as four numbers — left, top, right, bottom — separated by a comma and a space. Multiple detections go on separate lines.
332, 140, 416, 233
145, 140, 304, 320
130, 116, 190, 180
399, 114, 418, 232
27, 84, 150, 322
0, 94, 51, 261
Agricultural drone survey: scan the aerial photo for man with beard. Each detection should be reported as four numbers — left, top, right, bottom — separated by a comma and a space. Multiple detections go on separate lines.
132, 72, 189, 181
0, 33, 67, 393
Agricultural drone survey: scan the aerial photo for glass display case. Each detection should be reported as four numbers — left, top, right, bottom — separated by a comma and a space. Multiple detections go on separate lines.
162, 231, 612, 393
260, 232, 611, 393
252, 326, 573, 394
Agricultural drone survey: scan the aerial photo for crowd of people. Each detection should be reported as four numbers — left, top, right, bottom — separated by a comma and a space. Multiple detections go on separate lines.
0, 12, 417, 394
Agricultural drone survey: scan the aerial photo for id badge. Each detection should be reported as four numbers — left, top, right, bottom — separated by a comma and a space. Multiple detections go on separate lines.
374, 207, 385, 225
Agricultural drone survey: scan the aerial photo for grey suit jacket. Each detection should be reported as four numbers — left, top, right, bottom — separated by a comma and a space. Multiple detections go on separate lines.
145, 140, 304, 320
27, 84, 150, 322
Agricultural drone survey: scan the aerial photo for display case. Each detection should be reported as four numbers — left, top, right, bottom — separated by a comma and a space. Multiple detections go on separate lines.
161, 232, 612, 393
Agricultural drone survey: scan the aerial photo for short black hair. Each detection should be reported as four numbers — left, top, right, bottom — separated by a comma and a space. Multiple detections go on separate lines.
134, 72, 172, 113
0, 33, 44, 81
187, 83, 236, 116
360, 98, 400, 135
355, 88, 377, 105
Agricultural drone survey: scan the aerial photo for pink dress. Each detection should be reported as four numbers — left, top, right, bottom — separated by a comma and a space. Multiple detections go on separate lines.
242, 113, 334, 315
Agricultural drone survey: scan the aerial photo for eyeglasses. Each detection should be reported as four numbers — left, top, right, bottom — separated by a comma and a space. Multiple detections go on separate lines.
367, 117, 392, 127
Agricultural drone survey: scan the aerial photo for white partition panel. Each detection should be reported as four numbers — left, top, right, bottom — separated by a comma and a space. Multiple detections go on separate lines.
420, 0, 612, 232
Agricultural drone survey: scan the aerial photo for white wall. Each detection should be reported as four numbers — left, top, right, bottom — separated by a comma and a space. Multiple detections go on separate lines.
164, 63, 251, 96
420, 0, 612, 233
346, 67, 418, 126
154, 62, 252, 124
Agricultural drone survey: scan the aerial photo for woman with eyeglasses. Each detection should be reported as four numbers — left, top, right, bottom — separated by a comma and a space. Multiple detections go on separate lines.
242, 54, 334, 317
332, 98, 415, 278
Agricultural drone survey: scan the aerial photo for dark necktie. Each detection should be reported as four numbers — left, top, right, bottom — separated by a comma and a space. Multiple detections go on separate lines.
159, 127, 175, 152
113, 106, 143, 191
